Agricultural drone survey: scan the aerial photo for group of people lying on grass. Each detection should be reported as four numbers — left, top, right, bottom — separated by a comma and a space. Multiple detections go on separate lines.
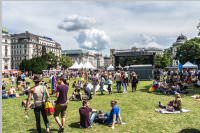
150, 79, 189, 95
158, 93, 182, 112
79, 100, 125, 129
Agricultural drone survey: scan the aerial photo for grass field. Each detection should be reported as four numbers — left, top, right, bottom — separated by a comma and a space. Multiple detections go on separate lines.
2, 78, 200, 133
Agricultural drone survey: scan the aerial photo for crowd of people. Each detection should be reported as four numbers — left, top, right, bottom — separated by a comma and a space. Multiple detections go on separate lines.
22, 75, 126, 133
2, 68, 200, 133
151, 69, 200, 95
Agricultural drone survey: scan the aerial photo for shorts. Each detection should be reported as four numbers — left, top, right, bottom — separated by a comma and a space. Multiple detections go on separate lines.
54, 103, 67, 118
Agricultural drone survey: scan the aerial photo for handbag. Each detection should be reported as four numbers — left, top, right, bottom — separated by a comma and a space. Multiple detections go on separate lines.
44, 101, 54, 116
42, 85, 54, 116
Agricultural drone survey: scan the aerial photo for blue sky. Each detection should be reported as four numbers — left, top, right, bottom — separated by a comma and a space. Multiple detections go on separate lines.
2, 1, 200, 55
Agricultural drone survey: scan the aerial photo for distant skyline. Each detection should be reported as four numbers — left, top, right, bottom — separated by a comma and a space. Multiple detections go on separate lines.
3, 1, 200, 55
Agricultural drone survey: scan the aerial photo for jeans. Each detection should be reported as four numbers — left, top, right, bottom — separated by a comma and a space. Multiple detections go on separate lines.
123, 83, 128, 92
104, 113, 112, 125
90, 112, 97, 126
116, 81, 121, 93
93, 85, 97, 96
100, 83, 104, 94
34, 104, 49, 133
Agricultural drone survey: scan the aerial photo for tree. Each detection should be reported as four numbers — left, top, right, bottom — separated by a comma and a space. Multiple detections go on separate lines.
59, 56, 73, 69
42, 52, 58, 69
20, 57, 48, 74
176, 37, 200, 65
155, 53, 172, 68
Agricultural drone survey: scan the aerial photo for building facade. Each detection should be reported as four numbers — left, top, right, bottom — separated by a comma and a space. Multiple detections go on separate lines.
11, 31, 61, 69
170, 34, 187, 66
104, 56, 112, 67
1, 28, 11, 70
62, 49, 104, 68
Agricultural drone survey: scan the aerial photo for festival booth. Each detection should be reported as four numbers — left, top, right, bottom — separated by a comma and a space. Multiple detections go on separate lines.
68, 61, 81, 70
83, 61, 96, 70
183, 61, 198, 69
107, 64, 114, 71
123, 66, 129, 71
79, 62, 84, 69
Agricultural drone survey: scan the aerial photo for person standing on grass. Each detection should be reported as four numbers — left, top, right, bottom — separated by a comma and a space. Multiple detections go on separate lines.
25, 76, 50, 133
114, 70, 122, 93
10, 74, 15, 86
100, 75, 105, 95
54, 77, 69, 133
79, 100, 97, 128
131, 72, 138, 92
91, 73, 99, 96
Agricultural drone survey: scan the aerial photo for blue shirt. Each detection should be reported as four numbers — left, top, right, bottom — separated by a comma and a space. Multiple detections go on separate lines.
108, 105, 120, 123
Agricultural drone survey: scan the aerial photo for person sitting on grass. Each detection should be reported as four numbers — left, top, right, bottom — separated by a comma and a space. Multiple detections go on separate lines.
8, 85, 18, 98
159, 93, 182, 112
70, 88, 82, 101
72, 81, 76, 88
82, 83, 92, 100
103, 100, 125, 129
2, 84, 8, 99
79, 100, 97, 128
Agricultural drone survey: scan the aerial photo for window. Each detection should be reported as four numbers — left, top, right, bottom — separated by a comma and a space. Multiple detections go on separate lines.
5, 45, 8, 57
5, 40, 7, 43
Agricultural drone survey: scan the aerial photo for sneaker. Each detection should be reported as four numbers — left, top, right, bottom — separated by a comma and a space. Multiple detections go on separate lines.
58, 127, 64, 133
46, 127, 50, 133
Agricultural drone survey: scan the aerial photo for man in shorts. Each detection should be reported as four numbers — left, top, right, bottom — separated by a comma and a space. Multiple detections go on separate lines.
54, 77, 69, 133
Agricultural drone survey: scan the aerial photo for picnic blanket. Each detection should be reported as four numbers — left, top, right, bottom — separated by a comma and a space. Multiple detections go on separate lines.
155, 108, 191, 114
191, 95, 200, 101
191, 95, 200, 99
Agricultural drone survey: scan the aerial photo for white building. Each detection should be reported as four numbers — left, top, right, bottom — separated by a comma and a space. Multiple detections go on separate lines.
1, 28, 11, 70
62, 49, 104, 68
11, 31, 62, 69
171, 34, 187, 66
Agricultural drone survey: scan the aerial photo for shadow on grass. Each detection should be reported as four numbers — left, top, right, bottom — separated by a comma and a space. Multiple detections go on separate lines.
68, 122, 80, 129
27, 128, 58, 133
178, 128, 200, 133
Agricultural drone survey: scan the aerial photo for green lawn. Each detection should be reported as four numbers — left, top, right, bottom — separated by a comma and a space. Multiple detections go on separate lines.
2, 78, 200, 133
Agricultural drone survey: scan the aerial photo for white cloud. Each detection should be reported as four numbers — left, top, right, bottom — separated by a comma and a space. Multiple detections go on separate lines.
2, 1, 200, 55
132, 34, 163, 49
75, 29, 110, 51
58, 14, 97, 31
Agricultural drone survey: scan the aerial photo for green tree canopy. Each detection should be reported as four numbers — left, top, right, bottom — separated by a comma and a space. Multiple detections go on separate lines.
176, 37, 200, 65
59, 56, 73, 69
155, 53, 172, 68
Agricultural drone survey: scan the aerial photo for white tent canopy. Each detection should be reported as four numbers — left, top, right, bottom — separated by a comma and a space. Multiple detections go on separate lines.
107, 64, 114, 71
183, 61, 198, 69
69, 61, 80, 69
83, 61, 96, 69
79, 62, 84, 68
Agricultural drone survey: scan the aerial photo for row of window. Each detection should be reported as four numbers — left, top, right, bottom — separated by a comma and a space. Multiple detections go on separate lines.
39, 41, 55, 47
11, 44, 27, 49
12, 49, 27, 55
12, 56, 26, 61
